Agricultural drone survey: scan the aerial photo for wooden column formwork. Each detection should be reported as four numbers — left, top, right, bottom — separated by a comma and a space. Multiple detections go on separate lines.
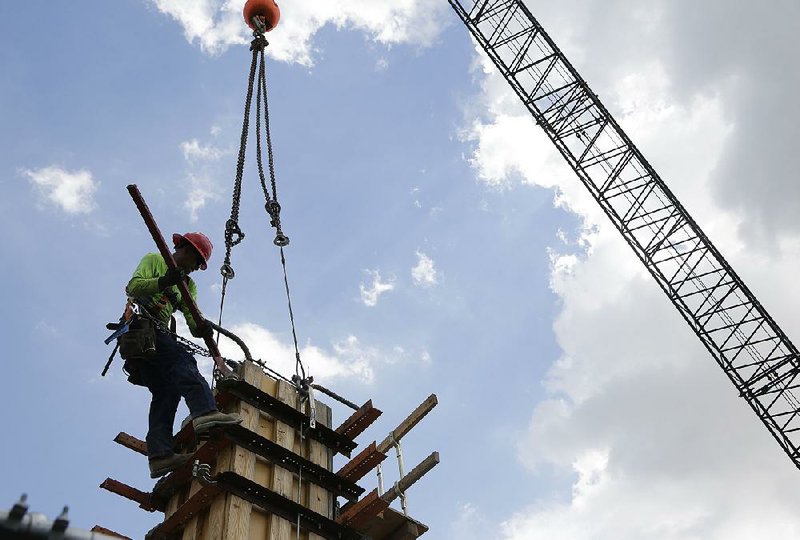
161, 361, 333, 540
102, 360, 437, 540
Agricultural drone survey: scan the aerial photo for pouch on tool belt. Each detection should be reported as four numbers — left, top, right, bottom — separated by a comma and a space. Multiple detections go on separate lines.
118, 315, 156, 361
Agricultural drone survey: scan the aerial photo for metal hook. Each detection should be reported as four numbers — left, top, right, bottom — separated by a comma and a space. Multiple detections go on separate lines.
193, 461, 217, 486
251, 15, 268, 34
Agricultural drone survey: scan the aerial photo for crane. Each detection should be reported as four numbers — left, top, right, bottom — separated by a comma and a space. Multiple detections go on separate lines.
448, 0, 800, 470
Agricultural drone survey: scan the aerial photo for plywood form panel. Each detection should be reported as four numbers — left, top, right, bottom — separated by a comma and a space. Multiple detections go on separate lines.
266, 379, 297, 540
156, 362, 340, 540
194, 362, 260, 539
308, 403, 332, 540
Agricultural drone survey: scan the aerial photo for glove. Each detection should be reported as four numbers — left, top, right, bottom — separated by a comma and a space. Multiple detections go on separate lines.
157, 267, 185, 290
194, 320, 215, 341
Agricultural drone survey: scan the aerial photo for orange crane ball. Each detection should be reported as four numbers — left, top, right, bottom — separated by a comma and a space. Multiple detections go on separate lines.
243, 0, 280, 32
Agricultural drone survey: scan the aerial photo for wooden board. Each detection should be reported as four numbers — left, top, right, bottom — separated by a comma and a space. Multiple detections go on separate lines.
266, 379, 297, 540
205, 362, 261, 539
307, 402, 332, 540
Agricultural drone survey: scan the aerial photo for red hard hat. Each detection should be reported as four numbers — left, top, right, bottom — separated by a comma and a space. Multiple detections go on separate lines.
243, 0, 280, 32
173, 232, 213, 270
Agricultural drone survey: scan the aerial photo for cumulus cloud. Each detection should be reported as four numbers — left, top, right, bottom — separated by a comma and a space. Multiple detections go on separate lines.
411, 250, 439, 287
150, 0, 449, 65
450, 502, 494, 540
22, 166, 97, 215
462, 1, 800, 537
184, 173, 219, 222
521, 0, 800, 248
178, 318, 379, 383
359, 269, 395, 307
181, 138, 226, 162
179, 135, 228, 221
221, 322, 376, 383
213, 322, 425, 384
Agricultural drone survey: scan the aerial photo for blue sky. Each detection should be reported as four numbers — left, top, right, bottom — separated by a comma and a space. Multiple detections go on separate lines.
3, 1, 800, 539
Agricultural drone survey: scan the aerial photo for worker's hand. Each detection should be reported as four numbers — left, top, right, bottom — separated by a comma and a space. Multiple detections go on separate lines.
190, 319, 215, 340
157, 267, 186, 290
213, 355, 232, 375
198, 321, 215, 341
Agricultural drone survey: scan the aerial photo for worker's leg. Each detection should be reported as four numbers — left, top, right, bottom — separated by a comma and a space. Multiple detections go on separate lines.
154, 330, 217, 418
136, 351, 182, 458
145, 383, 181, 458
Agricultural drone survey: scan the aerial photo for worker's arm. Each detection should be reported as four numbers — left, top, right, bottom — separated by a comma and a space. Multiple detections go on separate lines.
125, 253, 166, 298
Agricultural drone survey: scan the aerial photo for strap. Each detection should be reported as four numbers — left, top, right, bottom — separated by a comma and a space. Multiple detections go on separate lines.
101, 342, 120, 377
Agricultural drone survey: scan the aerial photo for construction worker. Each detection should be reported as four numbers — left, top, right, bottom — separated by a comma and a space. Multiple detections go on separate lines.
125, 232, 242, 478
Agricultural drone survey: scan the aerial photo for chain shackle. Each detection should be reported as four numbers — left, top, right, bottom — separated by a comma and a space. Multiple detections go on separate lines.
250, 33, 268, 52
265, 200, 281, 222
265, 200, 289, 246
224, 218, 245, 247
220, 263, 236, 280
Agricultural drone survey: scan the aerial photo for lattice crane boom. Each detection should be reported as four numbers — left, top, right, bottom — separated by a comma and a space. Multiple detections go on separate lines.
448, 0, 800, 468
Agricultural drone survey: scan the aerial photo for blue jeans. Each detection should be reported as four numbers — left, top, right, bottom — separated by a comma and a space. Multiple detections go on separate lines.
138, 330, 217, 458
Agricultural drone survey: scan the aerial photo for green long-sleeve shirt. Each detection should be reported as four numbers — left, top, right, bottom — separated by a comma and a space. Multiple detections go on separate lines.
126, 252, 200, 333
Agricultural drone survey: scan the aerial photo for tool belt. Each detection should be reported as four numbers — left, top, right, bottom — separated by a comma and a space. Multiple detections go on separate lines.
118, 315, 157, 361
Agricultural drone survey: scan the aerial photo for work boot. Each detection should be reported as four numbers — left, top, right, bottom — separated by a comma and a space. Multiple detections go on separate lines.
192, 411, 242, 435
149, 453, 193, 479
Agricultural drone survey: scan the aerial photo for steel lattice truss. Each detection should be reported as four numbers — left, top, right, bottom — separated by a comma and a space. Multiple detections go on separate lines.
449, 0, 800, 468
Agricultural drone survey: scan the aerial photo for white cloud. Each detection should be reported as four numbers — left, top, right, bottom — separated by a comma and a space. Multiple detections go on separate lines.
181, 138, 226, 162
179, 135, 228, 221
463, 3, 800, 537
219, 322, 376, 383
184, 172, 220, 222
359, 269, 395, 307
177, 319, 378, 383
22, 166, 97, 215
215, 322, 425, 384
450, 502, 494, 540
411, 250, 438, 287
150, 0, 449, 65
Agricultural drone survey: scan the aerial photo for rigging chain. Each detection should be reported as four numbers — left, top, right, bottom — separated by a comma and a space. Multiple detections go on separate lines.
216, 28, 308, 390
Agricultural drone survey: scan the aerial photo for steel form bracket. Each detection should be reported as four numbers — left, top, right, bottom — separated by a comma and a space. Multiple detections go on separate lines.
213, 471, 361, 540
221, 423, 364, 501
335, 400, 382, 440
216, 377, 358, 457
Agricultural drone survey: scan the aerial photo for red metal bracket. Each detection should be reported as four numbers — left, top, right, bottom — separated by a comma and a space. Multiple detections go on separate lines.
91, 525, 132, 539
100, 478, 157, 512
337, 442, 386, 483
335, 400, 382, 440
336, 489, 389, 530
114, 432, 148, 456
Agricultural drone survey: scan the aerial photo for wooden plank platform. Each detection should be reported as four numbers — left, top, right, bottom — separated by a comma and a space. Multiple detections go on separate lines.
337, 489, 389, 530
358, 508, 429, 540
